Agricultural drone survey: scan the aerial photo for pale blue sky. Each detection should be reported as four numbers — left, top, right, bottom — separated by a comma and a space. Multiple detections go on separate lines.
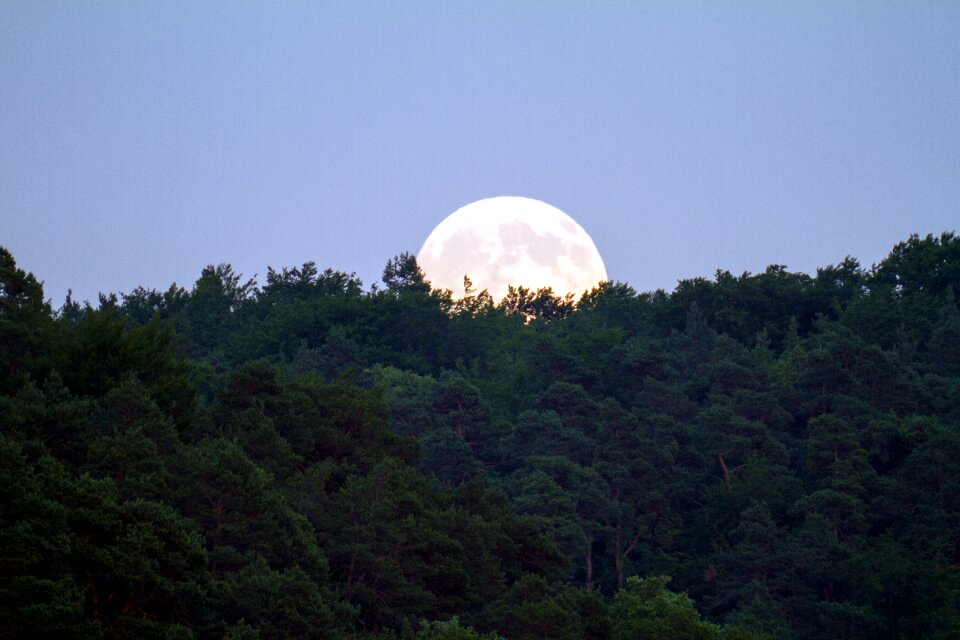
1, 2, 958, 305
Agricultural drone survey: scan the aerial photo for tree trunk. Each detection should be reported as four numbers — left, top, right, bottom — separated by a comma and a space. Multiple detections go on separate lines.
614, 516, 643, 590
718, 449, 733, 493
582, 529, 593, 591
615, 517, 624, 589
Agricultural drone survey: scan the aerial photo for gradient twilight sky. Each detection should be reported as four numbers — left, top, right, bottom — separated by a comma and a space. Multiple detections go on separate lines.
1, 2, 958, 305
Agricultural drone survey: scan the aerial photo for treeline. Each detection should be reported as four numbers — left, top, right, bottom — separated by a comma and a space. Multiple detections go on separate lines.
1, 231, 958, 639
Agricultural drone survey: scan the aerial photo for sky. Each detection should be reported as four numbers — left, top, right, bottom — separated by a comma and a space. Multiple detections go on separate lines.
1, 1, 958, 306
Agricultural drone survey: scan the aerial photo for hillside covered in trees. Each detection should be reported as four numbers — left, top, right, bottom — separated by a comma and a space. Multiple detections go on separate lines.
2, 232, 959, 639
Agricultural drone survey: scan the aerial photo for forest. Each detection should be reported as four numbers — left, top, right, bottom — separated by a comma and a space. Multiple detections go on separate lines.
1, 231, 959, 639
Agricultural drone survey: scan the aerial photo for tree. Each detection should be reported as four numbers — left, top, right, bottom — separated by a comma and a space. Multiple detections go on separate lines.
417, 617, 504, 640
925, 288, 960, 376
418, 427, 486, 485
0, 247, 53, 393
121, 283, 187, 325
804, 414, 876, 498
512, 457, 611, 591
609, 575, 721, 640
0, 436, 87, 636
480, 575, 592, 640
178, 263, 257, 357
595, 399, 660, 591
316, 459, 467, 629
452, 275, 495, 317
382, 252, 431, 294
56, 307, 197, 431
0, 372, 97, 465
178, 438, 327, 579
217, 556, 335, 639
6, 231, 960, 639
500, 285, 575, 322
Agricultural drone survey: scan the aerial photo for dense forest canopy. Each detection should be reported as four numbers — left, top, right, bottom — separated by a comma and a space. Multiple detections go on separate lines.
1, 231, 959, 639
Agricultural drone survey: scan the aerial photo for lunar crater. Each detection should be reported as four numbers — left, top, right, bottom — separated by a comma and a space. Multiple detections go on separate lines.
417, 197, 607, 302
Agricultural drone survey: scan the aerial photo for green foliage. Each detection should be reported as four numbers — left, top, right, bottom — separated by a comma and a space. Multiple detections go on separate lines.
480, 574, 595, 640
0, 435, 87, 636
383, 252, 431, 294
0, 246, 53, 394
610, 576, 721, 640
610, 576, 769, 640
3, 231, 960, 639
416, 617, 504, 640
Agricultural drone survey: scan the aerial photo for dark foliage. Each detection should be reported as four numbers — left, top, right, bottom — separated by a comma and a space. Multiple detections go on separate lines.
2, 234, 959, 638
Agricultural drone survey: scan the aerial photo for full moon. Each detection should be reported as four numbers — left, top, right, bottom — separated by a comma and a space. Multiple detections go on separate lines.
417, 196, 607, 302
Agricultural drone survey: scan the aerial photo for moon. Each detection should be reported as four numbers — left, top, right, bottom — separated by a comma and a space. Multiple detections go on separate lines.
417, 196, 607, 302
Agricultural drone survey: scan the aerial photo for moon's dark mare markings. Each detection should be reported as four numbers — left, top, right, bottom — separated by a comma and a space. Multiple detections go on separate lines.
434, 228, 486, 263
498, 221, 566, 267
564, 244, 592, 271
417, 196, 607, 301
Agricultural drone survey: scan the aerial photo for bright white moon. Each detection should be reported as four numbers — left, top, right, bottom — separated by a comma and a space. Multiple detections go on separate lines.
417, 196, 607, 302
